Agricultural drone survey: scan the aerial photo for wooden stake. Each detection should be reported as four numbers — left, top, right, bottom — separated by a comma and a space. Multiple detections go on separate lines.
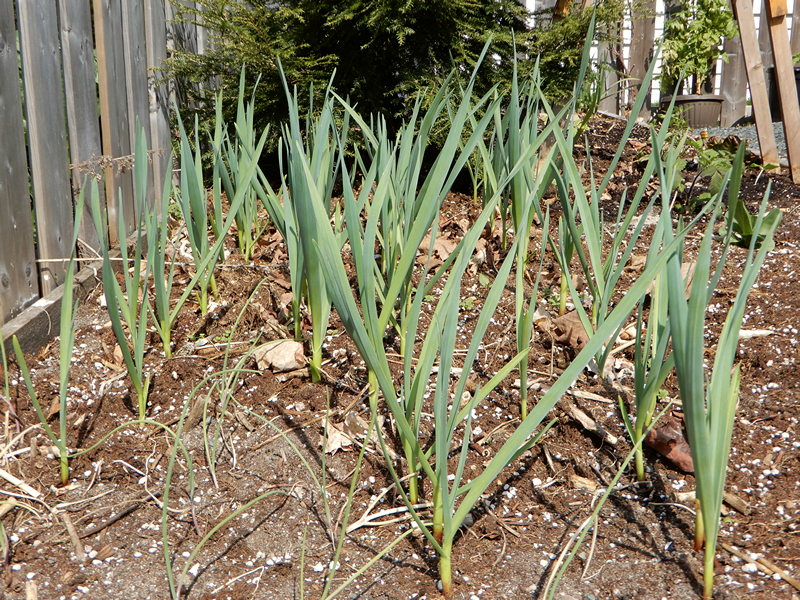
766, 0, 800, 181
733, 0, 780, 167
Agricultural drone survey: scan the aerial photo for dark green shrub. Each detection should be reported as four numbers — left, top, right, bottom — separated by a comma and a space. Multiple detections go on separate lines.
162, 0, 626, 157
164, 0, 528, 148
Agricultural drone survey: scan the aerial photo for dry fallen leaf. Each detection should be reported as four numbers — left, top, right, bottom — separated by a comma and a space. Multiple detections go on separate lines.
550, 311, 592, 349
644, 411, 694, 473
625, 254, 647, 272
323, 422, 353, 455
254, 340, 305, 372
419, 233, 458, 261
628, 139, 647, 151
112, 344, 124, 366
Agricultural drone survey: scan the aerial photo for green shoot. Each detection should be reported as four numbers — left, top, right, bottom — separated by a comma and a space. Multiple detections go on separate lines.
11, 177, 85, 484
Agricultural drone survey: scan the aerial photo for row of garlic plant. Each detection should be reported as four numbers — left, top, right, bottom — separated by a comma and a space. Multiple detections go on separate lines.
9, 22, 779, 597
272, 32, 781, 598
265, 28, 740, 596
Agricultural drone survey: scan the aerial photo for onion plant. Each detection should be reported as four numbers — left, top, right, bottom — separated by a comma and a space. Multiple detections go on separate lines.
250, 155, 305, 340
319, 181, 699, 594
618, 213, 674, 482
662, 143, 781, 599
146, 152, 178, 358
148, 108, 267, 359
331, 73, 460, 358
90, 128, 153, 420
12, 181, 85, 484
330, 46, 504, 504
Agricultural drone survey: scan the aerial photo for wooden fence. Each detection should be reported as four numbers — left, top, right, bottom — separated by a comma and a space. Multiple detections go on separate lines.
589, 0, 800, 123
2, 0, 800, 327
0, 0, 195, 326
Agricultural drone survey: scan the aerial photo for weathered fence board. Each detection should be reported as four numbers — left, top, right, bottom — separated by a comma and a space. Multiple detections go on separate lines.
0, 0, 38, 323
765, 0, 800, 181
94, 0, 135, 244
2, 0, 178, 326
792, 0, 800, 54
735, 0, 780, 165
16, 0, 74, 296
144, 0, 173, 206
720, 35, 749, 126
59, 0, 105, 252
628, 0, 656, 116
122, 0, 155, 212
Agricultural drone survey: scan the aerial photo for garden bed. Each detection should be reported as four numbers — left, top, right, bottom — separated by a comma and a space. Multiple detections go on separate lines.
1, 114, 799, 600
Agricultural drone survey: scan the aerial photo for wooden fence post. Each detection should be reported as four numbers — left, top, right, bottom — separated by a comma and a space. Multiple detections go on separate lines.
0, 0, 38, 323
58, 0, 105, 253
94, 0, 135, 244
122, 0, 155, 213
598, 22, 623, 115
145, 0, 173, 208
16, 0, 74, 295
733, 0, 780, 166
628, 0, 656, 116
765, 0, 800, 181
720, 34, 748, 126
792, 0, 800, 55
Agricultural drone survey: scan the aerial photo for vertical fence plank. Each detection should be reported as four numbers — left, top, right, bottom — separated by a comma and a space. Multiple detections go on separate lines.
791, 0, 800, 55
734, 0, 780, 165
170, 0, 199, 111
145, 0, 172, 206
759, 2, 777, 118
16, 0, 74, 295
720, 35, 749, 126
628, 1, 656, 116
59, 0, 105, 253
94, 0, 134, 243
0, 0, 38, 323
766, 0, 800, 181
598, 25, 623, 115
122, 0, 155, 212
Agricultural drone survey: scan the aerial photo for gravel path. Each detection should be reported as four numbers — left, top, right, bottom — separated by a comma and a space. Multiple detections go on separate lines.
698, 121, 788, 161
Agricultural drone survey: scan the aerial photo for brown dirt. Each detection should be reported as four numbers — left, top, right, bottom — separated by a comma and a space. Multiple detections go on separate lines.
1, 115, 799, 600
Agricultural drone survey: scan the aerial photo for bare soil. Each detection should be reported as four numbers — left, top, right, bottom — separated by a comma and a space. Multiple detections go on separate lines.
2, 115, 800, 600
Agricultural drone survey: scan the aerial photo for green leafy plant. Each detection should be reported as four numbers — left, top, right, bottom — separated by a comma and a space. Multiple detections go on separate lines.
660, 0, 738, 95
11, 184, 85, 485
214, 70, 272, 262
146, 163, 178, 358
683, 136, 739, 211
717, 145, 783, 248
278, 68, 345, 382
304, 56, 699, 595
149, 100, 268, 359
661, 144, 781, 599
547, 44, 665, 378
618, 218, 675, 482
174, 105, 220, 316
332, 68, 463, 359
90, 128, 153, 420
